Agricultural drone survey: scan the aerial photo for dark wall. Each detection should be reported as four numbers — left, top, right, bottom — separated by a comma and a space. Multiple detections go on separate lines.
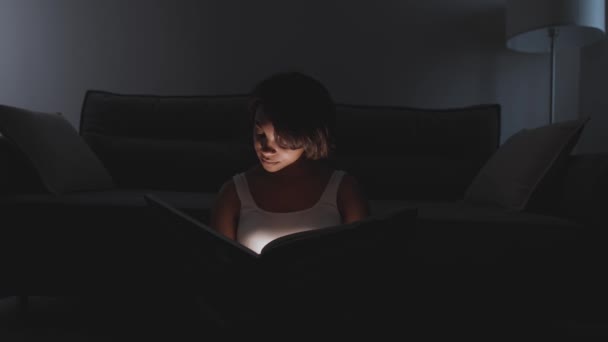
0, 0, 583, 144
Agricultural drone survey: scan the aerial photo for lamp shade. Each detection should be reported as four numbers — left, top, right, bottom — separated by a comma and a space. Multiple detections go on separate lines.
506, 0, 606, 53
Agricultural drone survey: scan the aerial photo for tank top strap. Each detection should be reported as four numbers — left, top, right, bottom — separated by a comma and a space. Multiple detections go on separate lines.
232, 173, 255, 208
318, 170, 346, 206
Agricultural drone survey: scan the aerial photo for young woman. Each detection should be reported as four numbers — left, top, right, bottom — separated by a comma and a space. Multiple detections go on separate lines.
210, 71, 369, 254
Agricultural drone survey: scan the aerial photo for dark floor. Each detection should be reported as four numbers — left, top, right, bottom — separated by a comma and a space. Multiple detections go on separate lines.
1, 296, 608, 341
0, 296, 228, 341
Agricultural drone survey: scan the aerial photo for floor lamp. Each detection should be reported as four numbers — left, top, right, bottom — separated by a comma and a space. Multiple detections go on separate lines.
506, 0, 606, 124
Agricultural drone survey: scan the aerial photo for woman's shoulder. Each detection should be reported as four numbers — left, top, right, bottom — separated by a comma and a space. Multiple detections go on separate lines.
211, 177, 240, 217
332, 167, 364, 198
335, 171, 370, 222
335, 170, 358, 186
329, 166, 351, 180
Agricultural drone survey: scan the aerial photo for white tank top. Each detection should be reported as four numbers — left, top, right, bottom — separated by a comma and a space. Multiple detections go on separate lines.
233, 170, 345, 254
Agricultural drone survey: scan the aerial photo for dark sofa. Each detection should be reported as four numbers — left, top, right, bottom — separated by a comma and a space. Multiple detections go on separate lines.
2, 90, 500, 213
1, 90, 607, 336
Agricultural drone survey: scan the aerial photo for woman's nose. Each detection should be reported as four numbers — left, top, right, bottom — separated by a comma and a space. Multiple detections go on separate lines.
260, 140, 276, 153
258, 139, 276, 153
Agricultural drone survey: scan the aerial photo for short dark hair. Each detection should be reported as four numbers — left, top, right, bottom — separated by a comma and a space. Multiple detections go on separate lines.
249, 71, 336, 160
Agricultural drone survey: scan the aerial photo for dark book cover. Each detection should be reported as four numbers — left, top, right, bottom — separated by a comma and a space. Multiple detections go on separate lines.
144, 193, 417, 282
144, 194, 417, 329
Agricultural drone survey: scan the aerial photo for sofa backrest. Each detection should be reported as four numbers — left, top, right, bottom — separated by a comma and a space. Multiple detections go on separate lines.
79, 90, 500, 199
80, 91, 257, 193
332, 104, 500, 199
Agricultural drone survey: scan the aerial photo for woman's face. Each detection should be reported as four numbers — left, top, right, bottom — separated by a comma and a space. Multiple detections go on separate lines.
253, 106, 305, 173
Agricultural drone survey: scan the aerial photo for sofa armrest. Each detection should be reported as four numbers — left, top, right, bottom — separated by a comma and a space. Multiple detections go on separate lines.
555, 154, 608, 227
0, 136, 45, 194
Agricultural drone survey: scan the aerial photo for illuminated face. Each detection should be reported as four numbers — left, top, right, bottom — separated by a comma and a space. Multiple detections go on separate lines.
253, 106, 305, 172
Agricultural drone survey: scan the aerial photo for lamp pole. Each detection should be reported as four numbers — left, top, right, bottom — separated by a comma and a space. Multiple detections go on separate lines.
549, 27, 558, 124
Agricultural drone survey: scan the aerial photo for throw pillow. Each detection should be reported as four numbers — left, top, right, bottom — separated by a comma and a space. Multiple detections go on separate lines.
463, 118, 588, 211
0, 104, 115, 194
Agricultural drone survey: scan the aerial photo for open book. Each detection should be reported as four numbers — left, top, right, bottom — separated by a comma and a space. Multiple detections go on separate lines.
144, 193, 417, 279
145, 194, 257, 266
144, 193, 417, 328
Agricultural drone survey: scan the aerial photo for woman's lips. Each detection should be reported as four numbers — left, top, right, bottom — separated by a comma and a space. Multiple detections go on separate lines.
261, 157, 279, 165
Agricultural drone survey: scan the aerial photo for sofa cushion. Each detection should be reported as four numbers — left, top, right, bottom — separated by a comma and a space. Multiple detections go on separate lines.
334, 155, 484, 200
463, 118, 588, 211
333, 103, 500, 200
369, 199, 580, 264
80, 90, 501, 197
370, 199, 579, 224
79, 90, 252, 142
0, 189, 216, 291
0, 189, 216, 220
84, 133, 257, 192
79, 91, 258, 191
0, 105, 115, 194
334, 103, 500, 161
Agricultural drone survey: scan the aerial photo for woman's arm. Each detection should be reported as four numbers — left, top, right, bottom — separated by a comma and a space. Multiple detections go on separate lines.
337, 174, 370, 224
209, 180, 240, 240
